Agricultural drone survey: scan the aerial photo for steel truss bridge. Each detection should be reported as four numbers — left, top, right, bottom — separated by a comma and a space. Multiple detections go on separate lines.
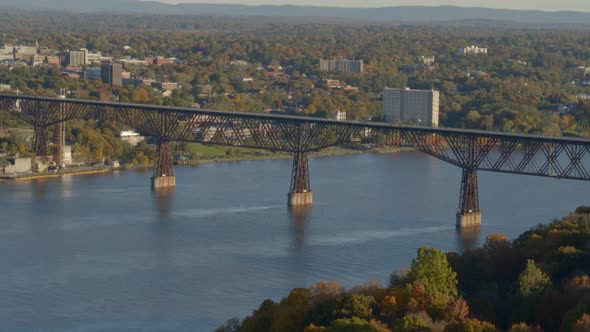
2, 93, 590, 227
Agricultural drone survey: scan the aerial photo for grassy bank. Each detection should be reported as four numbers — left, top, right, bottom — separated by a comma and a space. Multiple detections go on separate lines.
183, 143, 413, 164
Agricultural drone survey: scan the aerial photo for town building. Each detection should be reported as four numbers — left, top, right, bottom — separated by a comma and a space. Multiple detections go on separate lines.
458, 46, 488, 55
45, 56, 60, 66
145, 56, 174, 66
575, 93, 590, 100
382, 88, 439, 127
86, 51, 111, 64
418, 55, 436, 65
325, 79, 341, 89
101, 63, 123, 86
14, 46, 37, 61
123, 77, 156, 86
120, 130, 145, 146
84, 67, 102, 81
32, 55, 45, 66
152, 82, 179, 91
0, 44, 14, 61
68, 49, 88, 66
195, 84, 213, 99
332, 111, 347, 121
319, 58, 363, 73
231, 77, 253, 84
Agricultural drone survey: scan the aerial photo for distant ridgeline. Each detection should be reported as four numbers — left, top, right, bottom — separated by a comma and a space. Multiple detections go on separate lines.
218, 207, 590, 332
1, 1, 590, 26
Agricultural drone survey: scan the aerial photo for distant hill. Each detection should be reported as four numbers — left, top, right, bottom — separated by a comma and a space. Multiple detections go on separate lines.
1, 0, 590, 25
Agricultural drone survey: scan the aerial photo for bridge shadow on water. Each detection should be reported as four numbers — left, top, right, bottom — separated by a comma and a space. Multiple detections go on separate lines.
289, 205, 312, 250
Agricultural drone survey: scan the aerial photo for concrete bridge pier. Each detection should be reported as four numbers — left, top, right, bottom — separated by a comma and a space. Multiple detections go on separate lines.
288, 151, 312, 206
151, 140, 175, 190
456, 167, 481, 228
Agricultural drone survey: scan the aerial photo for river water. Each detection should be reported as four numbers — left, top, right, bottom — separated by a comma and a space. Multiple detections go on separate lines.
0, 151, 588, 331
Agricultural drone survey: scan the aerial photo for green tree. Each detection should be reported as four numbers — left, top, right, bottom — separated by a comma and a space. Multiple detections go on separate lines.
408, 247, 459, 298
517, 259, 551, 297
323, 317, 390, 332
395, 313, 431, 332
333, 294, 376, 320
443, 318, 499, 332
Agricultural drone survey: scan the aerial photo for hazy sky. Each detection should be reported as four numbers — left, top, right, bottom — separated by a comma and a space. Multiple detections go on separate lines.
148, 0, 590, 12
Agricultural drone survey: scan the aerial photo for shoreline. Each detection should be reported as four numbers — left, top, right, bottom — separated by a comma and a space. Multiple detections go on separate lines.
195, 146, 414, 165
0, 146, 414, 182
0, 167, 112, 182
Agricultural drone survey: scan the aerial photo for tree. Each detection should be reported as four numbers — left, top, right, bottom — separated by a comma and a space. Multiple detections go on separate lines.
214, 318, 240, 332
572, 314, 590, 332
333, 294, 376, 320
508, 322, 543, 332
240, 299, 277, 332
395, 313, 431, 332
309, 281, 344, 301
443, 318, 499, 332
517, 259, 551, 297
324, 317, 390, 332
444, 299, 470, 324
408, 247, 459, 298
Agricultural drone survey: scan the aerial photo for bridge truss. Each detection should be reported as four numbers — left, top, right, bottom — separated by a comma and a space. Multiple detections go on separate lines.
2, 93, 590, 226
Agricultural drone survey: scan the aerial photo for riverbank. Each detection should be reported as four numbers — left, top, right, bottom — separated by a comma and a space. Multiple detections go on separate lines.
0, 146, 415, 182
0, 166, 112, 182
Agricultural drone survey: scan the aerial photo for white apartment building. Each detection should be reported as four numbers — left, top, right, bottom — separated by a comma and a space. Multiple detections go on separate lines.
382, 88, 439, 127
332, 111, 347, 121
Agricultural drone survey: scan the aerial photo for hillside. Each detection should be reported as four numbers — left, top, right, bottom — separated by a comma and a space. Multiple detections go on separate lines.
1, 1, 590, 25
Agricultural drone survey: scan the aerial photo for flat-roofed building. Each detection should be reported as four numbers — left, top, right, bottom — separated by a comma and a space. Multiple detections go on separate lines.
152, 82, 179, 91
319, 58, 363, 73
418, 55, 436, 65
84, 67, 102, 81
332, 111, 347, 121
45, 56, 60, 66
382, 88, 439, 127
120, 130, 145, 146
101, 63, 123, 86
32, 55, 45, 66
458, 46, 488, 55
325, 79, 341, 89
68, 49, 88, 66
